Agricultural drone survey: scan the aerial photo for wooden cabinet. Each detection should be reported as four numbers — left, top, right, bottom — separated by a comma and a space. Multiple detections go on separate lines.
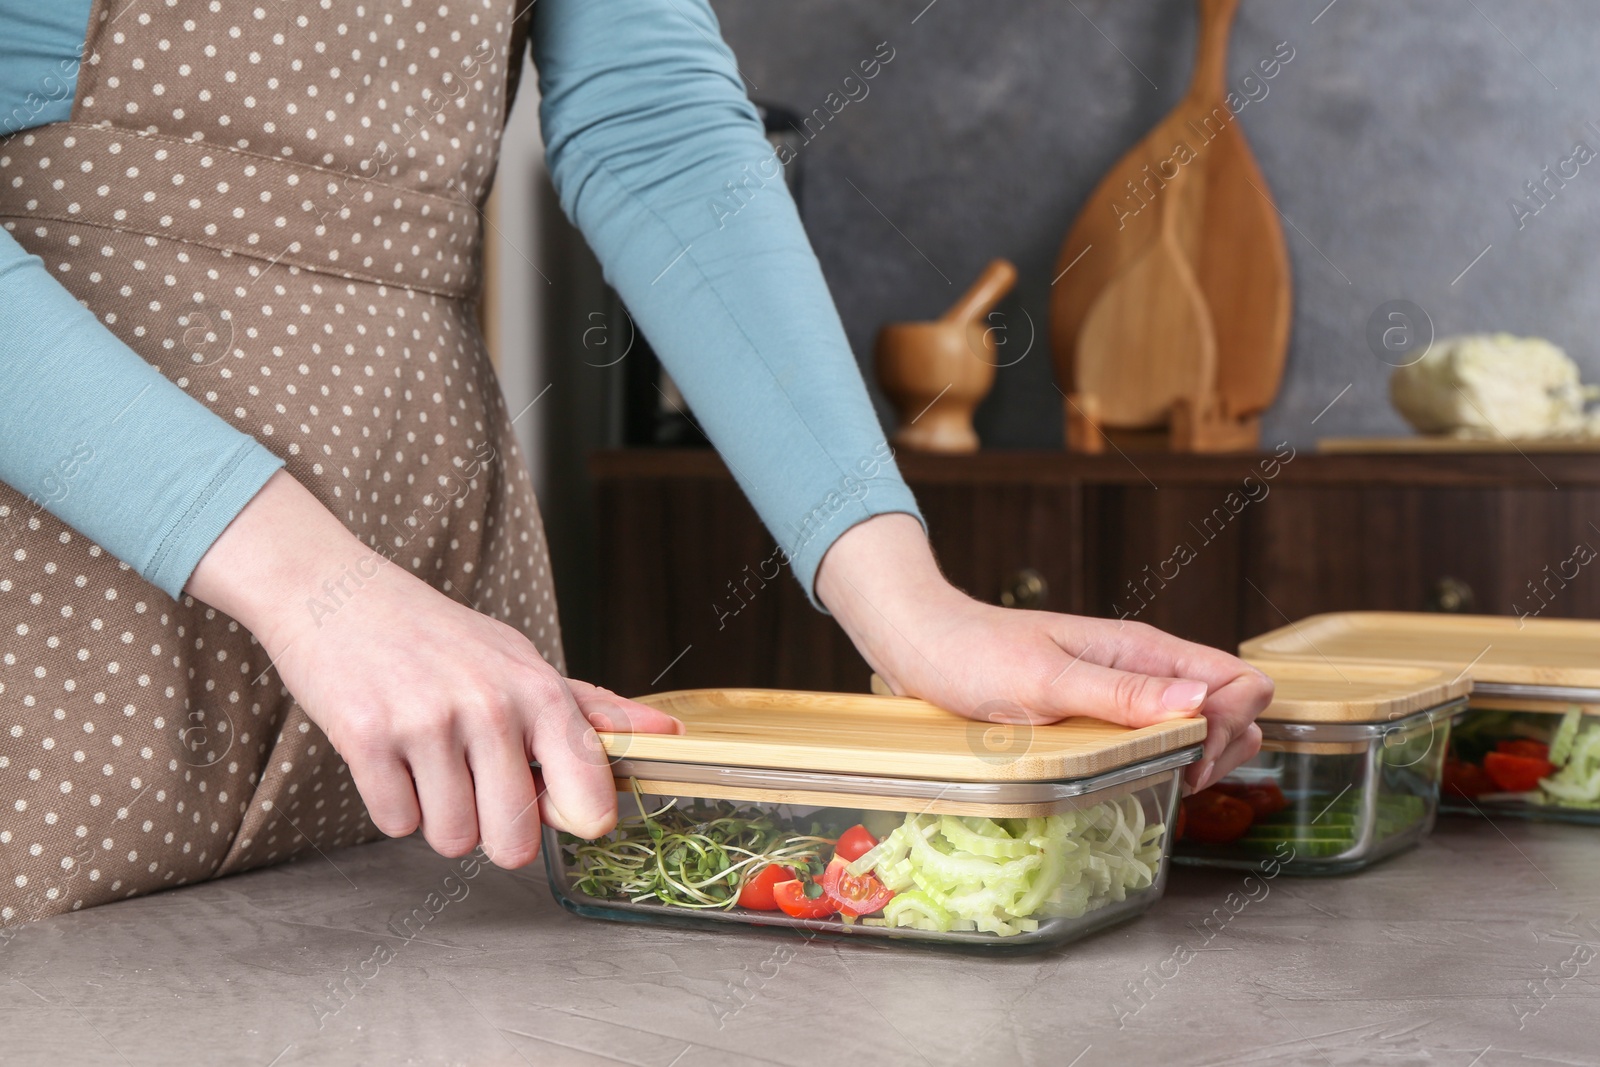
590, 449, 1600, 695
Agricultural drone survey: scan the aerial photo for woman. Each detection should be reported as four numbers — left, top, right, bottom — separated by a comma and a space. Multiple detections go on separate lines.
0, 0, 1270, 924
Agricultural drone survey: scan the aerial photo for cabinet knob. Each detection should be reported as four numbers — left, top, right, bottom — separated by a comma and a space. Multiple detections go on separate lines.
1427, 576, 1475, 614
1001, 567, 1048, 610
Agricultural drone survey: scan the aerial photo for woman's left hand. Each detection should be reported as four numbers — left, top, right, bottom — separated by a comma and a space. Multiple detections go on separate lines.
815, 514, 1273, 792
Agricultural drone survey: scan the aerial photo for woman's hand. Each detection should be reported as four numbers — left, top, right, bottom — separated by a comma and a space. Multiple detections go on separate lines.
187, 471, 681, 867
815, 514, 1272, 791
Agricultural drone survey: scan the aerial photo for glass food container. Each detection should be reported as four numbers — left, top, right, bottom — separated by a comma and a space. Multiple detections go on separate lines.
543, 688, 1203, 953
1241, 613, 1600, 825
1174, 660, 1467, 874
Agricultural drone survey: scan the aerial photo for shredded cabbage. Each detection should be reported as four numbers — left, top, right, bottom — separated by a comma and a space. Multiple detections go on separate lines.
879, 889, 954, 932
861, 795, 1165, 937
1539, 710, 1600, 808
1550, 708, 1583, 766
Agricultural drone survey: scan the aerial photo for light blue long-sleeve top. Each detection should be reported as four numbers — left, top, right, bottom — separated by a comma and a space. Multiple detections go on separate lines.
0, 0, 921, 605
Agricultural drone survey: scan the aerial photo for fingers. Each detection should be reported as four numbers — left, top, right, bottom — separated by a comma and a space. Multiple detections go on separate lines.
1065, 617, 1274, 778
481, 680, 676, 860
1081, 618, 1259, 691
403, 678, 643, 868
463, 713, 545, 869
406, 740, 481, 858
386, 676, 666, 869
525, 676, 622, 841
480, 680, 678, 862
566, 680, 685, 736
1218, 721, 1264, 779
1022, 658, 1210, 729
1187, 721, 1263, 793
345, 752, 422, 839
1187, 670, 1275, 788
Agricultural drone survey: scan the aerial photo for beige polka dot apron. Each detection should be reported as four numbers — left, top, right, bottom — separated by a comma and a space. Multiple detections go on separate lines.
0, 0, 556, 924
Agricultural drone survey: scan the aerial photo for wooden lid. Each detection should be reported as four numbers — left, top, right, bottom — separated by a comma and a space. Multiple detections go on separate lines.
1240, 612, 1600, 690
1246, 658, 1469, 723
602, 688, 1206, 783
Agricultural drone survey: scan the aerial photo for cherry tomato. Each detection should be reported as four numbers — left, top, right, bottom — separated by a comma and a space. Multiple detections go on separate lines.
1483, 751, 1555, 793
1183, 791, 1255, 844
1215, 780, 1288, 819
1443, 759, 1495, 798
736, 864, 796, 911
833, 824, 878, 864
772, 877, 838, 920
819, 856, 894, 918
1496, 739, 1551, 761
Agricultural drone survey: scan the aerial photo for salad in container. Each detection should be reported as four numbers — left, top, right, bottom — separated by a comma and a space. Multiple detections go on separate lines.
543, 688, 1204, 952
1240, 612, 1600, 825
1174, 659, 1466, 874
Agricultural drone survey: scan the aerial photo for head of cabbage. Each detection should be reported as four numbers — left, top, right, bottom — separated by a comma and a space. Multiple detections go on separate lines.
1390, 333, 1600, 439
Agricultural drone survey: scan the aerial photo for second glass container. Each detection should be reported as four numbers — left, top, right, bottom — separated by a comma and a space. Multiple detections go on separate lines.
1175, 660, 1466, 874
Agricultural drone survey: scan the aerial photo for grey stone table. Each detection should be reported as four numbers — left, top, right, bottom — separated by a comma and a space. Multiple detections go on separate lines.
4, 817, 1597, 1067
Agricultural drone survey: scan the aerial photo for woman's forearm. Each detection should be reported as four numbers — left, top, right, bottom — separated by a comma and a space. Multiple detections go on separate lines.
533, 0, 922, 606
0, 228, 283, 599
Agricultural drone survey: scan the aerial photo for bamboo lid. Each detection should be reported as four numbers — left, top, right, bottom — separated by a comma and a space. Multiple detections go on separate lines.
1246, 658, 1469, 724
1240, 612, 1600, 690
602, 688, 1206, 783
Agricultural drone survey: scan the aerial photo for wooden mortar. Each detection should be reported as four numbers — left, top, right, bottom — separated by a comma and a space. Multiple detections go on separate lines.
875, 259, 1018, 453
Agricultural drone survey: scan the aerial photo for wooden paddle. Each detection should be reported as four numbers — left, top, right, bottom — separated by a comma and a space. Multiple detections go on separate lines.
1050, 0, 1291, 448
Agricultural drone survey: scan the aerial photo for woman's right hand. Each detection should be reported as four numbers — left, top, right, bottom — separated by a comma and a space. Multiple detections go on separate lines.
186, 471, 681, 867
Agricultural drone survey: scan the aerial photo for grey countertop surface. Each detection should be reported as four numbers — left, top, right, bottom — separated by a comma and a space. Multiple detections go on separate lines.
4, 817, 1597, 1067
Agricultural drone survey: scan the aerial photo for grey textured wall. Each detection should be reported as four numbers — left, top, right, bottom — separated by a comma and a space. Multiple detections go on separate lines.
709, 0, 1600, 447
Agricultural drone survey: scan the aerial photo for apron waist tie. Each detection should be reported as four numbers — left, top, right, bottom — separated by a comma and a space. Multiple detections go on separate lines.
0, 121, 481, 300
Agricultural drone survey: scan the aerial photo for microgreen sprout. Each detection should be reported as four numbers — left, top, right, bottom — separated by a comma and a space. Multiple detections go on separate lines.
566, 780, 834, 909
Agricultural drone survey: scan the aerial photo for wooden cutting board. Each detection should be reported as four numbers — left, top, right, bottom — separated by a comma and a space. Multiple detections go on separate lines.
1246, 658, 1469, 724
1050, 0, 1290, 437
602, 688, 1206, 783
1319, 436, 1600, 453
1240, 612, 1600, 691
1074, 161, 1217, 429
